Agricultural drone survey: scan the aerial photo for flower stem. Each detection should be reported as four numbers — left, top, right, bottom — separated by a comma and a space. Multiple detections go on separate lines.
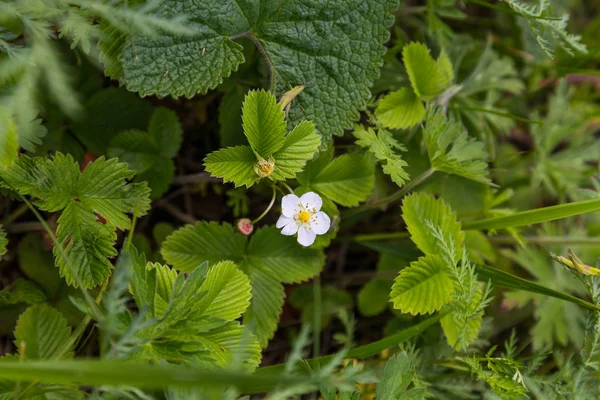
281, 181, 295, 194
252, 186, 277, 224
342, 168, 436, 219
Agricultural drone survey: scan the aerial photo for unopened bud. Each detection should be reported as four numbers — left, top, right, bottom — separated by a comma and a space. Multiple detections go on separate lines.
236, 218, 254, 236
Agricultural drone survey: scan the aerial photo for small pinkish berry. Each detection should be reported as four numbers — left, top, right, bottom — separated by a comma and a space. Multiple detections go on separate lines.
237, 218, 254, 236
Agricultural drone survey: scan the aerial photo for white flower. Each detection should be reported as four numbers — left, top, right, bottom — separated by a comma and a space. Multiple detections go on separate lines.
276, 192, 331, 247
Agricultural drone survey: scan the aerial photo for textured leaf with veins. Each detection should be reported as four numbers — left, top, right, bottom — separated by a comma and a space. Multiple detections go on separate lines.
117, 0, 399, 139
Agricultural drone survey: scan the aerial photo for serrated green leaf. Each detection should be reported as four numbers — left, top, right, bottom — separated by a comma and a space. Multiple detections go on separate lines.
204, 146, 258, 188
0, 107, 19, 170
271, 121, 321, 181
161, 223, 324, 346
402, 192, 464, 261
14, 304, 72, 360
298, 153, 375, 207
244, 268, 285, 348
423, 107, 491, 185
0, 153, 151, 288
242, 90, 286, 158
391, 255, 454, 315
195, 261, 252, 321
403, 42, 452, 100
161, 222, 246, 271
375, 88, 425, 130
353, 127, 409, 186
246, 228, 324, 284
441, 289, 484, 350
0, 225, 7, 257
118, 0, 399, 139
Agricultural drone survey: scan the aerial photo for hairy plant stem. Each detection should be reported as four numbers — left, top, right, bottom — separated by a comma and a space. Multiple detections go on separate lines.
252, 186, 277, 224
342, 168, 435, 219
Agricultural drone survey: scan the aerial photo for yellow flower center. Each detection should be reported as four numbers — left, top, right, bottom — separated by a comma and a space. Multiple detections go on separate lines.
298, 210, 311, 224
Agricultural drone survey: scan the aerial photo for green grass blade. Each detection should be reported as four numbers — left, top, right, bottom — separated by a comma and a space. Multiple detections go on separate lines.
0, 360, 313, 391
475, 264, 600, 312
463, 198, 600, 231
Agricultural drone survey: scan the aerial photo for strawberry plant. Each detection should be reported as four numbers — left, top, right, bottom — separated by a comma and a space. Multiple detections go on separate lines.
1, 0, 600, 399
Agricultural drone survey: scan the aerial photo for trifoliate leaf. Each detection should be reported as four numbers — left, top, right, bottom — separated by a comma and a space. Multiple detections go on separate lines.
353, 127, 409, 186
118, 0, 399, 139
204, 145, 258, 188
0, 153, 151, 288
271, 121, 321, 181
391, 255, 454, 315
14, 304, 72, 360
403, 42, 453, 100
161, 222, 324, 346
0, 106, 19, 169
242, 90, 286, 159
297, 153, 375, 207
0, 224, 7, 257
423, 107, 491, 185
402, 192, 464, 261
375, 88, 425, 130
108, 108, 183, 198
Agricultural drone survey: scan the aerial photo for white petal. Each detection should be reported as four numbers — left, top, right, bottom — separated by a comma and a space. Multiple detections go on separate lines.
297, 226, 317, 246
276, 215, 292, 228
310, 211, 331, 235
299, 192, 322, 212
281, 194, 301, 217
281, 221, 299, 236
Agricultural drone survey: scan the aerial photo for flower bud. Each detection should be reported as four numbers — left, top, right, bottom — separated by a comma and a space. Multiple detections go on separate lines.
255, 156, 275, 178
236, 218, 254, 236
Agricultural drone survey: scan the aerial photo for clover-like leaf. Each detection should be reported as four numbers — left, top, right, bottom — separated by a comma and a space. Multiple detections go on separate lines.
115, 0, 399, 139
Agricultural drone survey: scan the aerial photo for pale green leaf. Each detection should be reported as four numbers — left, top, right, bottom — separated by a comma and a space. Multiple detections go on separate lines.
423, 107, 491, 185
298, 153, 375, 207
0, 225, 6, 257
204, 146, 258, 188
271, 121, 321, 181
14, 304, 72, 360
402, 192, 464, 261
375, 88, 425, 130
242, 90, 286, 158
0, 107, 19, 170
195, 260, 252, 321
118, 0, 399, 139
403, 42, 451, 100
441, 289, 484, 350
391, 255, 454, 315
353, 127, 409, 186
